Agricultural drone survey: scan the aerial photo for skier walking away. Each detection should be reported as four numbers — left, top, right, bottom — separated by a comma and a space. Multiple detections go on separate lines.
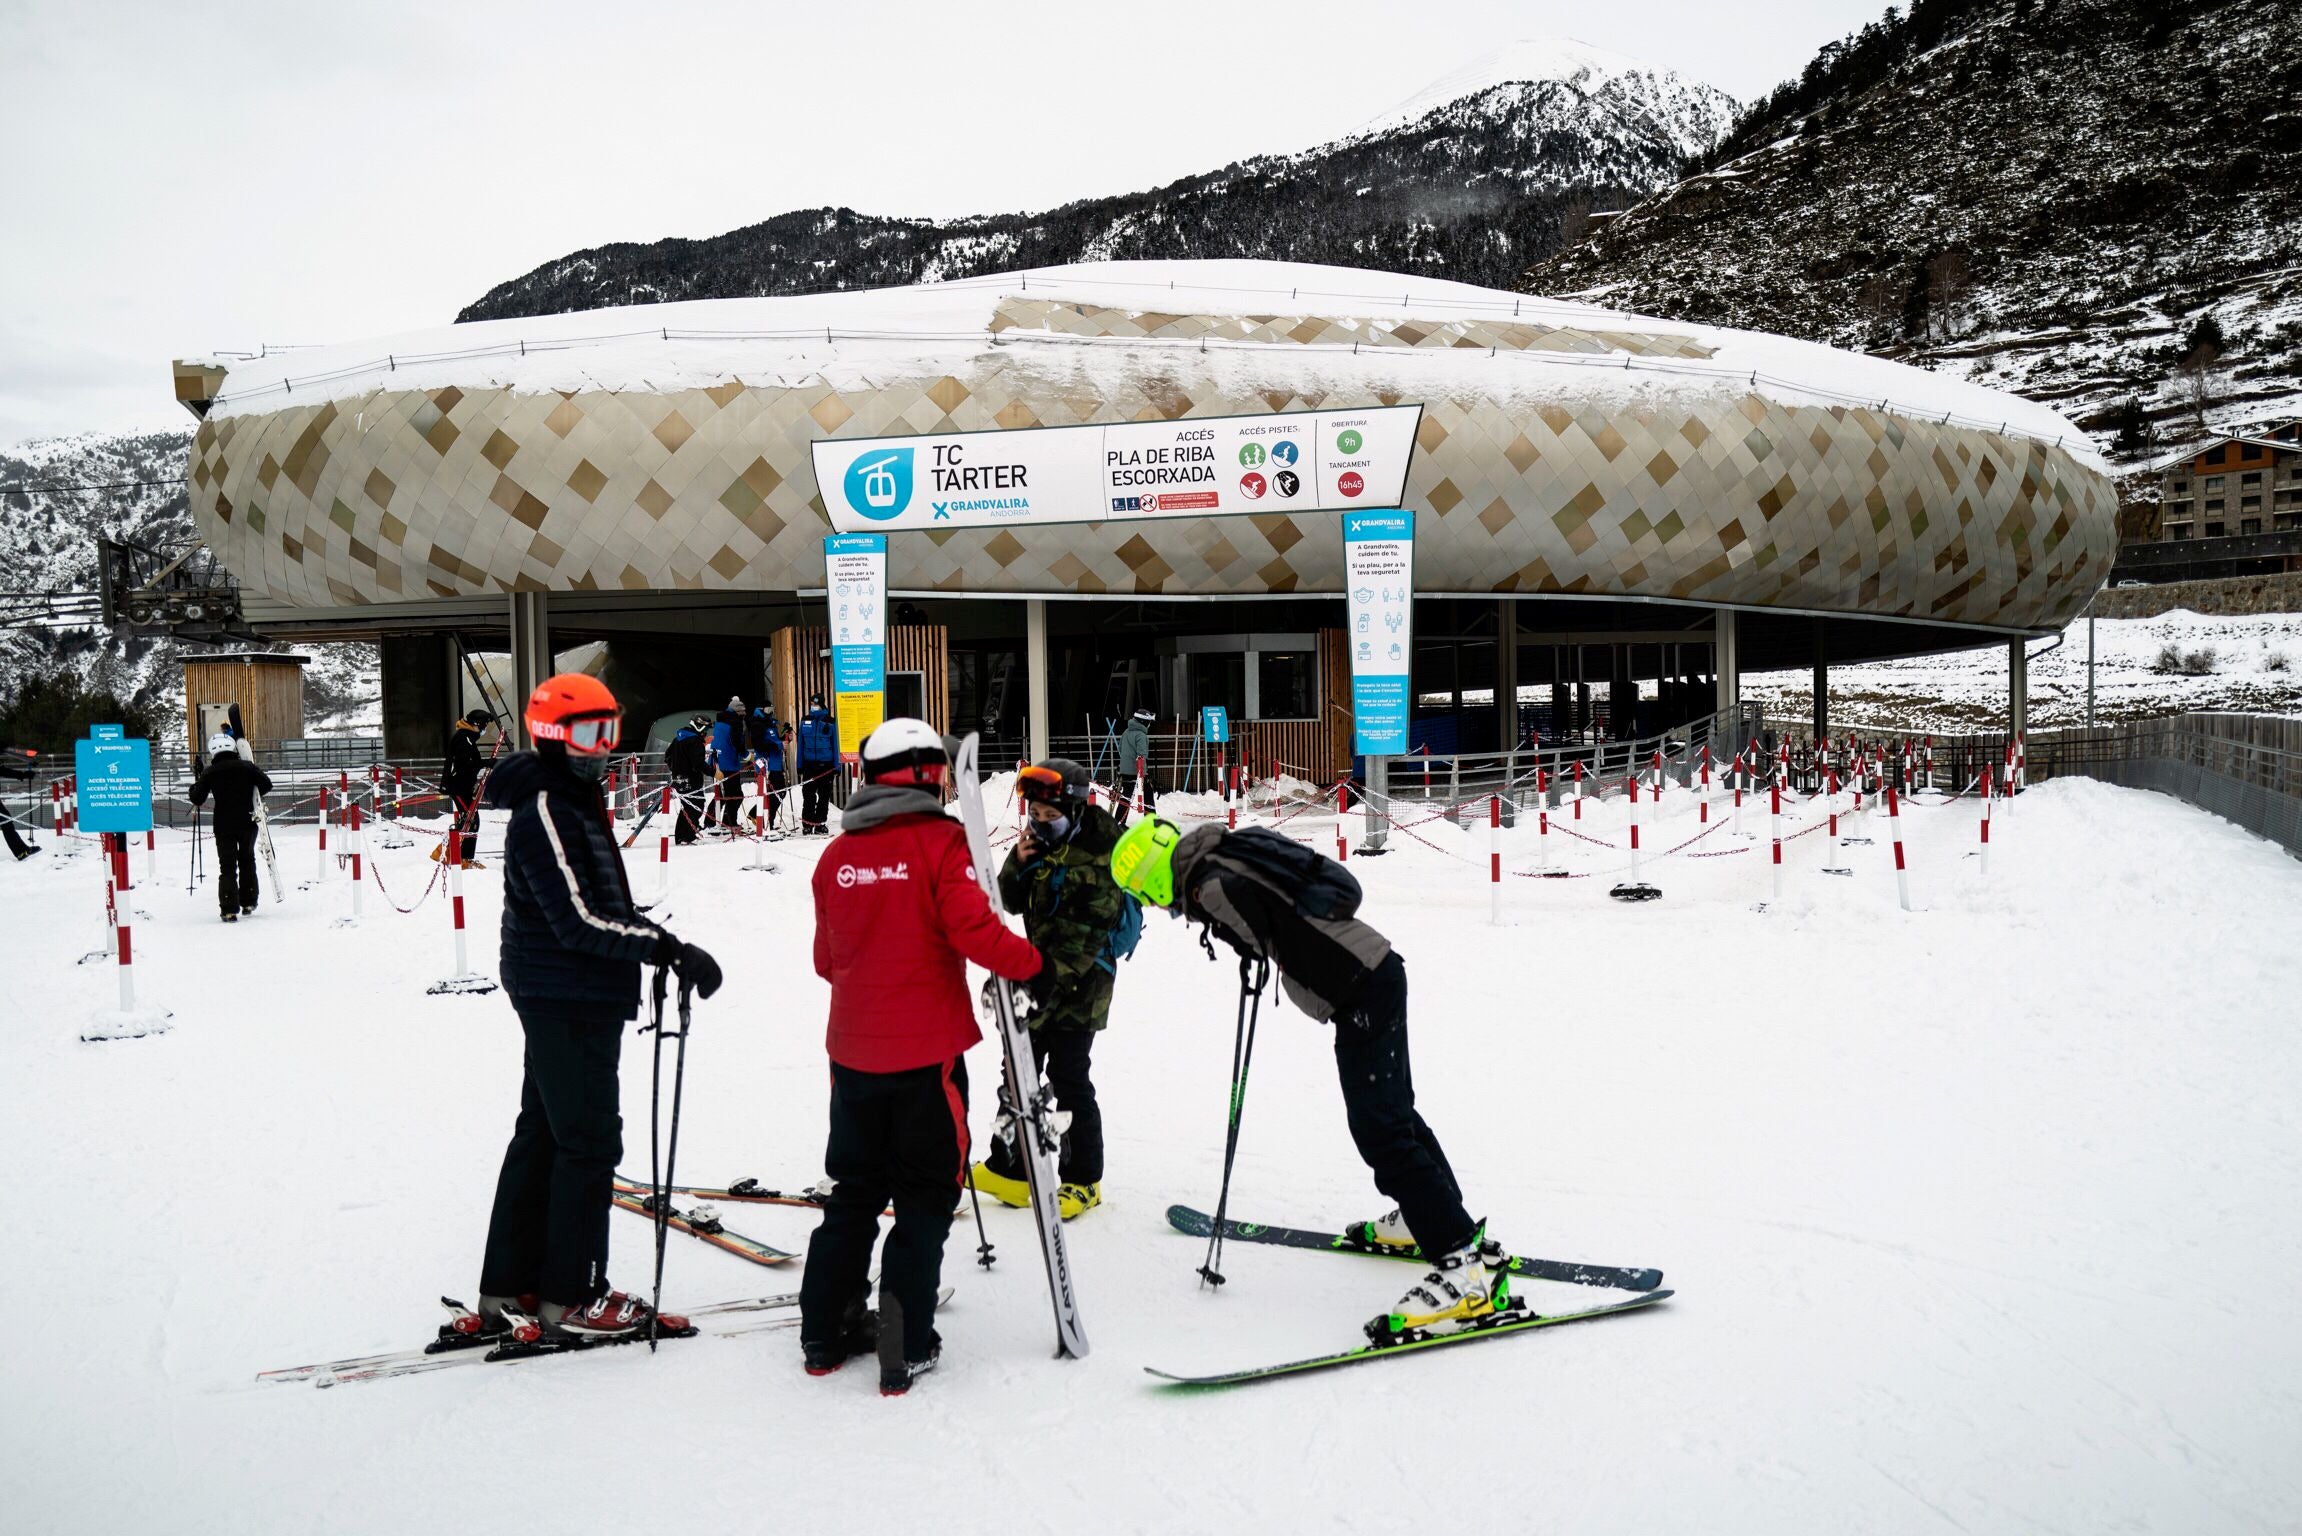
796, 695, 837, 835
969, 757, 1128, 1220
747, 705, 786, 832
475, 673, 722, 1342
187, 733, 272, 920
440, 707, 496, 868
1114, 707, 1155, 820
1110, 815, 1515, 1342
710, 697, 748, 831
800, 718, 1042, 1395
664, 715, 710, 846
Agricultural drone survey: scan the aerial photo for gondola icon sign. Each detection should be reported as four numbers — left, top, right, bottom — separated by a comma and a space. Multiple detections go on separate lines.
843, 449, 914, 521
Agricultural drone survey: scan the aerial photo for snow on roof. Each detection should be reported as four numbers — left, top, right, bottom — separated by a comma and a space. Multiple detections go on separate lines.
2148, 435, 2302, 472
194, 259, 2103, 469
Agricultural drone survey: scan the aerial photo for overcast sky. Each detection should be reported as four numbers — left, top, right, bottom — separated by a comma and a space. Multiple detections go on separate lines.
0, 0, 1887, 449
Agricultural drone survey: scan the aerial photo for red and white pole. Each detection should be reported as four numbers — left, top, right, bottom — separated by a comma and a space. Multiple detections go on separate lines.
1924, 735, 1935, 791
1699, 744, 1712, 824
1572, 759, 1584, 821
1628, 772, 1642, 881
1888, 783, 1911, 911
1421, 744, 1430, 797
102, 831, 119, 957
1133, 757, 1146, 818
447, 826, 471, 976
1979, 765, 1994, 877
1334, 779, 1349, 863
392, 764, 405, 819
657, 784, 673, 899
1770, 780, 1784, 901
1537, 768, 1550, 872
51, 779, 63, 838
113, 836, 137, 1011
1488, 794, 1502, 925
145, 825, 156, 882
316, 787, 330, 882
1732, 751, 1744, 836
349, 799, 365, 920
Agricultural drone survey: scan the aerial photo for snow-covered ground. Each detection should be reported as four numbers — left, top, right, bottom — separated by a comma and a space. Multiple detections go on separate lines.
5, 774, 2300, 1533
1748, 608, 2302, 733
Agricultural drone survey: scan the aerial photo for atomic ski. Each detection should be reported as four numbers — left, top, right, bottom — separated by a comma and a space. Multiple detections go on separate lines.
1145, 1289, 1672, 1387
951, 732, 1088, 1359
1166, 1206, 1665, 1292
608, 1178, 798, 1264
642, 1175, 829, 1210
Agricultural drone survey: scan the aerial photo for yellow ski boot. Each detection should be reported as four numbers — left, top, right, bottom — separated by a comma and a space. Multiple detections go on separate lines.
1365, 1225, 1514, 1343
1056, 1182, 1102, 1221
965, 1161, 1031, 1209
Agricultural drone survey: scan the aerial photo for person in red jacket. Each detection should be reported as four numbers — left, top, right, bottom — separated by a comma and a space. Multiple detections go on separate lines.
799, 718, 1041, 1395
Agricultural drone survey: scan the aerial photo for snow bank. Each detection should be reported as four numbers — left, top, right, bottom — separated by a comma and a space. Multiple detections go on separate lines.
5, 777, 2297, 1531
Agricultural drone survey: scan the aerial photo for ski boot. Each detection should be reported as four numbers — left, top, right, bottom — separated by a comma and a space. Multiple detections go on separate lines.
1365, 1224, 1515, 1344
1344, 1206, 1417, 1251
876, 1291, 941, 1397
543, 1290, 689, 1341
1056, 1182, 1101, 1221
965, 1160, 1031, 1209
801, 1294, 880, 1377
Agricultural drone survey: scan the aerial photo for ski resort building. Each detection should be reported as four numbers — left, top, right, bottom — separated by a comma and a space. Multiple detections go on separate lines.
169, 260, 2116, 772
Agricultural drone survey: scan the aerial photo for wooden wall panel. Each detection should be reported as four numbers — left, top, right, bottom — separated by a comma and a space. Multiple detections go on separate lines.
182, 657, 306, 749
770, 626, 948, 733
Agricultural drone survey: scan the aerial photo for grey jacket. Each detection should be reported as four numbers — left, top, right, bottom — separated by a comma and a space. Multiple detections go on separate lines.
1169, 823, 1393, 1022
1116, 721, 1152, 779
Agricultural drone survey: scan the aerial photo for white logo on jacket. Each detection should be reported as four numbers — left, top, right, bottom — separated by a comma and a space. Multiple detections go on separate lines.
834, 861, 910, 888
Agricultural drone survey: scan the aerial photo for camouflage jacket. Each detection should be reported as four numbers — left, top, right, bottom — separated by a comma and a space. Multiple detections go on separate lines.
997, 802, 1127, 1031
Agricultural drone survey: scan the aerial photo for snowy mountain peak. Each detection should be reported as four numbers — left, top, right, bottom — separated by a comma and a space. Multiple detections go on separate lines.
1350, 37, 1688, 137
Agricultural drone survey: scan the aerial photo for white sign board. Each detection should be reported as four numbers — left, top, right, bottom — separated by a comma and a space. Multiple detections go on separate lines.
811, 405, 1422, 533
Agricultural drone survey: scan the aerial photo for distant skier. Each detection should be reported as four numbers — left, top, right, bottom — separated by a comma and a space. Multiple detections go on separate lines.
664, 714, 710, 846
748, 706, 786, 832
800, 718, 1042, 1394
1115, 707, 1156, 818
187, 732, 272, 921
474, 673, 722, 1341
969, 757, 1128, 1221
440, 707, 496, 868
796, 696, 837, 835
710, 696, 748, 831
1110, 815, 1515, 1341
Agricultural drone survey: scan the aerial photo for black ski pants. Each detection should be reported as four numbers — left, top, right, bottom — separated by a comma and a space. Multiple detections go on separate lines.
801, 1056, 968, 1362
673, 781, 707, 845
480, 1002, 625, 1307
716, 771, 743, 828
451, 793, 483, 862
1333, 954, 1476, 1258
800, 768, 832, 833
983, 1027, 1103, 1186
214, 823, 259, 915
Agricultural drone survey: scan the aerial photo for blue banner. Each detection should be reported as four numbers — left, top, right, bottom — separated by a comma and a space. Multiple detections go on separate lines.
824, 533, 888, 755
1200, 705, 1229, 744
75, 726, 153, 834
1342, 510, 1414, 756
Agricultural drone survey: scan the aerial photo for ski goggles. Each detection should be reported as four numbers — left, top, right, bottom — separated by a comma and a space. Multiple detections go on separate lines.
1016, 765, 1070, 805
532, 712, 622, 755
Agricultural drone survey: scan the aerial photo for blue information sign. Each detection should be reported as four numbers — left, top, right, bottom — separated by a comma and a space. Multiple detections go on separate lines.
1342, 510, 1415, 756
74, 725, 153, 834
1200, 705, 1229, 744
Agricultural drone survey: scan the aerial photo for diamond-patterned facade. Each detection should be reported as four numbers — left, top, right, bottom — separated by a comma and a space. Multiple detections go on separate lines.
187, 296, 2116, 632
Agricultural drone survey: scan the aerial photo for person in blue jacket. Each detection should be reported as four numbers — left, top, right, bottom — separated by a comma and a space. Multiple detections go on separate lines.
796, 696, 837, 835
709, 696, 748, 831
749, 705, 787, 833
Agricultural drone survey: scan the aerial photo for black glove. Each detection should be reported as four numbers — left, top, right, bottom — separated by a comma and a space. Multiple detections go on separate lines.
651, 932, 723, 999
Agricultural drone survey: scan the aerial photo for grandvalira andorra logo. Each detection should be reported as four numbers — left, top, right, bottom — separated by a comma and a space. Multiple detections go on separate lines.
843, 448, 914, 521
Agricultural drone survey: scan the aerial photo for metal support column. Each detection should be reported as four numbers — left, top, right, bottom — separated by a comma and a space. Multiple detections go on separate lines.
1495, 599, 1519, 751
1364, 753, 1389, 853
2010, 639, 2028, 747
508, 591, 552, 747
1025, 598, 1050, 765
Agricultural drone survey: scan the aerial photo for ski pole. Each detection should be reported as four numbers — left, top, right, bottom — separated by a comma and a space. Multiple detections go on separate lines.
1200, 956, 1269, 1289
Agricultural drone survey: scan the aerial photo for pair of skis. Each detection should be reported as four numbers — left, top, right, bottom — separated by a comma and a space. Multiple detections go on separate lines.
1147, 1209, 1670, 1386
952, 733, 1089, 1360
607, 1177, 797, 1264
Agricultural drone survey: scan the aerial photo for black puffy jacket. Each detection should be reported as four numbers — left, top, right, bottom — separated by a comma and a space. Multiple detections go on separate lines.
485, 751, 665, 1015
188, 754, 274, 835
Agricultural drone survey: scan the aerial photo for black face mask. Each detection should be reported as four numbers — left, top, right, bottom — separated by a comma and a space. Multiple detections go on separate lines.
1039, 813, 1073, 844
567, 753, 609, 783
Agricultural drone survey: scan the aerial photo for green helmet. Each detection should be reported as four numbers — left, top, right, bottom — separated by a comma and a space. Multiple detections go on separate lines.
1111, 815, 1182, 908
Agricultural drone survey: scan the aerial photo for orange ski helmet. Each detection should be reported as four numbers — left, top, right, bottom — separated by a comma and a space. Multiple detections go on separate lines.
525, 672, 622, 754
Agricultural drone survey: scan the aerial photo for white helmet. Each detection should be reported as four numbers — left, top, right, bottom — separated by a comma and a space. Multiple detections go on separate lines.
206, 732, 238, 758
859, 718, 947, 787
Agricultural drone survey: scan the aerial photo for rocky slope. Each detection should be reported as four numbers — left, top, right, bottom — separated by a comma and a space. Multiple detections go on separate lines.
1525, 0, 2302, 470
459, 40, 1735, 320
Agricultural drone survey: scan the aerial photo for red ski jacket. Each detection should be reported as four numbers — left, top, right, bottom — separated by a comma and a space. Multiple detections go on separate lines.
812, 807, 1041, 1073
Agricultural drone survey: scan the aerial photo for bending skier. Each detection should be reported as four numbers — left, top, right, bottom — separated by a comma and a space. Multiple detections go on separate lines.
969, 757, 1128, 1220
474, 673, 722, 1342
800, 719, 1042, 1394
1110, 815, 1515, 1341
440, 707, 495, 868
187, 732, 272, 921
